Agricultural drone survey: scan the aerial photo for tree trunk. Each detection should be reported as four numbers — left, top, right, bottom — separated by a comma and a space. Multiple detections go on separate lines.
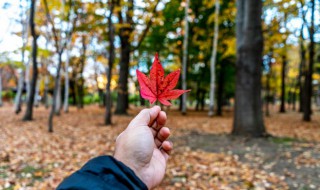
70, 79, 77, 105
115, 0, 133, 115
54, 69, 61, 115
63, 48, 70, 112
48, 52, 63, 132
77, 36, 86, 109
23, 0, 38, 121
217, 62, 225, 116
181, 0, 189, 115
15, 7, 29, 114
195, 83, 200, 111
208, 0, 220, 117
279, 55, 287, 113
200, 90, 205, 111
105, 1, 115, 125
292, 86, 297, 111
25, 56, 31, 105
298, 25, 306, 113
115, 35, 130, 114
44, 74, 49, 109
232, 0, 265, 137
265, 52, 273, 117
15, 70, 24, 113
303, 0, 315, 121
34, 78, 40, 107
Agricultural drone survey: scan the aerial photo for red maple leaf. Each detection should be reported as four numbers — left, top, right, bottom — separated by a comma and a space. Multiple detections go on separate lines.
136, 53, 190, 106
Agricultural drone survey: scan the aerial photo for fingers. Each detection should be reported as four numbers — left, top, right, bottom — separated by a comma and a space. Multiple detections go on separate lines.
128, 106, 161, 129
151, 111, 167, 137
160, 141, 173, 161
155, 127, 170, 147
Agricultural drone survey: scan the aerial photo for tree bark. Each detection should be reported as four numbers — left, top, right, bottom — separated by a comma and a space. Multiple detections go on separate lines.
217, 62, 225, 116
44, 74, 49, 109
232, 0, 265, 137
195, 82, 201, 111
208, 0, 220, 117
15, 5, 29, 114
181, 0, 189, 115
23, 0, 38, 121
15, 70, 24, 113
303, 0, 315, 121
34, 78, 40, 107
115, 36, 130, 114
55, 73, 61, 115
77, 36, 86, 109
279, 55, 287, 113
105, 0, 115, 125
49, 52, 63, 132
265, 52, 273, 117
63, 48, 70, 112
298, 25, 306, 113
25, 55, 31, 105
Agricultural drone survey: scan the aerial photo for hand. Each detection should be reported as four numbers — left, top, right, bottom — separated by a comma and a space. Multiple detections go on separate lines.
114, 106, 173, 189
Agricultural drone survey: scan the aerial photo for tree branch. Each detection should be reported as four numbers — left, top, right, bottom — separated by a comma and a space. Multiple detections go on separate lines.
43, 0, 60, 51
131, 0, 161, 52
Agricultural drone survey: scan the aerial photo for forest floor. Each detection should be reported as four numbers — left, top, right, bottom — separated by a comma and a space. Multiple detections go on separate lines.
0, 105, 320, 190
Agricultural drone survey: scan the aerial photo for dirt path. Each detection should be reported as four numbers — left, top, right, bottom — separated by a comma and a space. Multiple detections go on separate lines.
175, 132, 320, 190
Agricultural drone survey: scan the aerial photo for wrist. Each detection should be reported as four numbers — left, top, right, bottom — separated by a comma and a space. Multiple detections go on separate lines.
114, 154, 147, 187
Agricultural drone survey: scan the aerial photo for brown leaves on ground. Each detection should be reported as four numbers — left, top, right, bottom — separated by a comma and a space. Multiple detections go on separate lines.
0, 105, 319, 189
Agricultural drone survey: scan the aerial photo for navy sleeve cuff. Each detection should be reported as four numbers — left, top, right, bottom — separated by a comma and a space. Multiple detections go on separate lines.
57, 156, 148, 190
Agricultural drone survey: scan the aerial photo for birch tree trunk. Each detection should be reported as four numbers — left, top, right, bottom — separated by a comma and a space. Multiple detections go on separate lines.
15, 4, 29, 114
44, 74, 49, 108
55, 71, 61, 115
63, 48, 70, 113
15, 70, 24, 113
208, 0, 220, 117
232, 0, 265, 137
34, 78, 40, 107
25, 56, 31, 104
49, 52, 63, 132
181, 0, 189, 115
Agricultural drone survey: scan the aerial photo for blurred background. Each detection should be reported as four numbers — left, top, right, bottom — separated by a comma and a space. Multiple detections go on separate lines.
0, 0, 320, 189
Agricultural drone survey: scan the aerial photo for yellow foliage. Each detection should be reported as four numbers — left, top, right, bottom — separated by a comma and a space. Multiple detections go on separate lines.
313, 73, 320, 80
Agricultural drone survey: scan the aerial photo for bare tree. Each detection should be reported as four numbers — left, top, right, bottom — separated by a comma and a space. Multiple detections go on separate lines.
43, 0, 76, 132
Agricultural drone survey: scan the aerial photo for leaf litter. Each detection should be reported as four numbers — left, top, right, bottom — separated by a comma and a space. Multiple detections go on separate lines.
0, 106, 319, 189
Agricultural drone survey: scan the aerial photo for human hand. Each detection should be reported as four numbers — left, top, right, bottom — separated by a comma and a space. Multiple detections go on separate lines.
114, 106, 173, 189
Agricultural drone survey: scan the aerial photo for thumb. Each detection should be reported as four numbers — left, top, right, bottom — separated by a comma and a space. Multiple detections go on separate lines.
128, 106, 161, 129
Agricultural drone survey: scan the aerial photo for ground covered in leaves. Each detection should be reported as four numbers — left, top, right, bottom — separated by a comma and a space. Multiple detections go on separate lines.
0, 105, 320, 190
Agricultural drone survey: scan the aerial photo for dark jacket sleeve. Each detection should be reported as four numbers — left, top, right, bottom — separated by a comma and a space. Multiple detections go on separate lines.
57, 156, 148, 190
